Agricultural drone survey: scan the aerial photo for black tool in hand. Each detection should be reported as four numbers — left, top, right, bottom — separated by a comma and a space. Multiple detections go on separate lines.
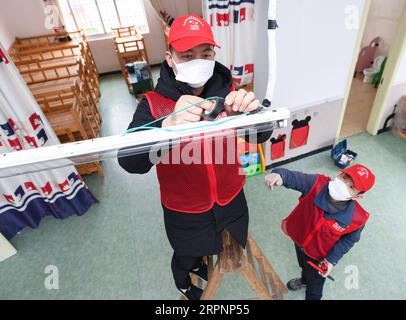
202, 97, 225, 121
307, 260, 335, 281
202, 97, 272, 121
248, 98, 272, 115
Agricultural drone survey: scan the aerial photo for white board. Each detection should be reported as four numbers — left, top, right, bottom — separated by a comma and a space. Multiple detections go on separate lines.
255, 0, 367, 109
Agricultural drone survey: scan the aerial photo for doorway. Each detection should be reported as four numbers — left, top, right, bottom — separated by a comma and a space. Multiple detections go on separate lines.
339, 0, 406, 139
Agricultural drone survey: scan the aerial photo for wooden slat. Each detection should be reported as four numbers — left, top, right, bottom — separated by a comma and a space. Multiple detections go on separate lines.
112, 26, 138, 39
11, 31, 101, 176
111, 28, 152, 93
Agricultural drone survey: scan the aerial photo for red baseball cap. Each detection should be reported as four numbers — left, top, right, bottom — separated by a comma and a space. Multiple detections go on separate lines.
341, 164, 375, 192
168, 14, 220, 52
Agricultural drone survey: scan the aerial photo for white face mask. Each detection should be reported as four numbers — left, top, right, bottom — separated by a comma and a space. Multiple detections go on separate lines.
328, 177, 352, 201
171, 57, 215, 88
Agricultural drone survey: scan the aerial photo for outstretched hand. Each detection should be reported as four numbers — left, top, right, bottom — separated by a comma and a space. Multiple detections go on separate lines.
264, 173, 283, 190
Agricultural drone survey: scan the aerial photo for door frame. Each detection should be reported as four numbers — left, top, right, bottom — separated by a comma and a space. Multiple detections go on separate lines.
335, 0, 372, 142
335, 0, 406, 141
366, 3, 406, 134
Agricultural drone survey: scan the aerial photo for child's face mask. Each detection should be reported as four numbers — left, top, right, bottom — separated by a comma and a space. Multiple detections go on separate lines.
171, 57, 215, 88
328, 177, 353, 201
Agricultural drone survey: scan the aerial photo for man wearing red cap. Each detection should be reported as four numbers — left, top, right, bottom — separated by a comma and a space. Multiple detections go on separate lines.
118, 14, 270, 300
264, 164, 375, 300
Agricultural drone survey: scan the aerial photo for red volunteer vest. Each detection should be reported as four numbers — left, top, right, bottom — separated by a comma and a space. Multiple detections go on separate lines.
281, 174, 369, 260
145, 91, 245, 213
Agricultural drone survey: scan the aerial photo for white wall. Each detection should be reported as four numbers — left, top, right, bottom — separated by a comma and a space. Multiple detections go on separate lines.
0, 10, 15, 50
0, 0, 49, 50
0, 0, 49, 45
255, 0, 366, 110
361, 0, 405, 57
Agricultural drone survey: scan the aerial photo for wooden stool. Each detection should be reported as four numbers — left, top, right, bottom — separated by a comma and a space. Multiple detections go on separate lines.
180, 231, 287, 300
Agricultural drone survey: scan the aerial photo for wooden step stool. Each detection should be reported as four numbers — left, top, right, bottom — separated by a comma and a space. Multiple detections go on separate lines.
181, 231, 287, 300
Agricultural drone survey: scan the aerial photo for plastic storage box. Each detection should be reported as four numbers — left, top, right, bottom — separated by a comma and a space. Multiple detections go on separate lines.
331, 140, 357, 169
125, 62, 153, 96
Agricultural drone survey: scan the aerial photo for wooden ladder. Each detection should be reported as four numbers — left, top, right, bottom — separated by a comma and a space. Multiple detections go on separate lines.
181, 231, 287, 300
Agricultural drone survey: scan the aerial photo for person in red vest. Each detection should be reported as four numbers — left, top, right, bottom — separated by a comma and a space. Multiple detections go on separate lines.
118, 14, 271, 300
264, 164, 375, 300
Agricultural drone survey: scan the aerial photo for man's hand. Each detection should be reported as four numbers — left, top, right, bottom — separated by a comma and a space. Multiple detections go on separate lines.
224, 89, 260, 116
318, 259, 334, 278
264, 173, 283, 190
162, 95, 214, 127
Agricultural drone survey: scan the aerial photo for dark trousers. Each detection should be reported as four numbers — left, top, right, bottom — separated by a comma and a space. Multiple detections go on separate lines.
294, 244, 326, 300
171, 253, 203, 289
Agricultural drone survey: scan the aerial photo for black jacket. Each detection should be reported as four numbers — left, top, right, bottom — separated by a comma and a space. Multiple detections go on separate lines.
118, 61, 271, 256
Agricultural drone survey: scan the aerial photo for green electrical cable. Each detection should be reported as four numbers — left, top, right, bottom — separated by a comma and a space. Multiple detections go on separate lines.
122, 96, 222, 136
132, 112, 250, 133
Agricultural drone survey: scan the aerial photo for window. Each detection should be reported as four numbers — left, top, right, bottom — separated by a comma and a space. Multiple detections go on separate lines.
58, 0, 149, 36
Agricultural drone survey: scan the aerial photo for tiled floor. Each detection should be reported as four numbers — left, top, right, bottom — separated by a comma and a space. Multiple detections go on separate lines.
1, 72, 405, 300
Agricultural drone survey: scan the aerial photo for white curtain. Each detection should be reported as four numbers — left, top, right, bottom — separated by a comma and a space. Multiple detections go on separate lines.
203, 0, 256, 86
0, 43, 97, 239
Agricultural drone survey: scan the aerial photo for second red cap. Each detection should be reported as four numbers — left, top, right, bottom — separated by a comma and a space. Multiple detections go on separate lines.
341, 164, 375, 192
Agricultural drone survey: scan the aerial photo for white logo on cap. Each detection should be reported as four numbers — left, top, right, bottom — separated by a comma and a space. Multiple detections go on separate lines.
183, 16, 204, 31
356, 167, 369, 178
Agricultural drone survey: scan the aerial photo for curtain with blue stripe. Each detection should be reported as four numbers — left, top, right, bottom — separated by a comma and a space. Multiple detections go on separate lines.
0, 43, 98, 240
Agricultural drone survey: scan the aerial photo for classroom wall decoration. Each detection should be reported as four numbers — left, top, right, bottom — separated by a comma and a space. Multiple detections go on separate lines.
270, 134, 286, 160
262, 99, 343, 168
289, 116, 311, 149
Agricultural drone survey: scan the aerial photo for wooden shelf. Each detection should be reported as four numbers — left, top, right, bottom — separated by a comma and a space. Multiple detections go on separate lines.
111, 26, 153, 94
11, 30, 103, 177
